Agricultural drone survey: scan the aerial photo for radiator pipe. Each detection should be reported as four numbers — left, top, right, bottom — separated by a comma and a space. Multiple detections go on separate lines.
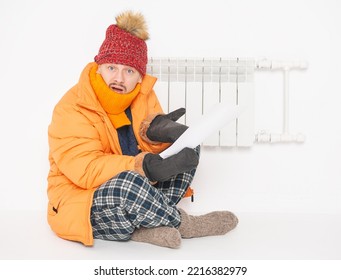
255, 59, 308, 143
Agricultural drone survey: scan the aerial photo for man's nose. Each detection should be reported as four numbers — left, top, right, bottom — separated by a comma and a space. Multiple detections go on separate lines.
113, 70, 124, 83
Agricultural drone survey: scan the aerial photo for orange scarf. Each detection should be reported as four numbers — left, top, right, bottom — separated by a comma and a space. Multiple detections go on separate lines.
89, 64, 141, 129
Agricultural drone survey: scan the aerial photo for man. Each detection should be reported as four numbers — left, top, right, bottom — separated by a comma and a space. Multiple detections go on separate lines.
47, 10, 238, 248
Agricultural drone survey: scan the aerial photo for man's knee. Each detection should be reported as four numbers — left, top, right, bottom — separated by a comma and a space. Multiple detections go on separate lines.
104, 171, 152, 196
115, 170, 148, 182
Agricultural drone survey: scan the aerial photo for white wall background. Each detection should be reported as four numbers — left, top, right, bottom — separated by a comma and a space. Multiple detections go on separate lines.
0, 0, 340, 215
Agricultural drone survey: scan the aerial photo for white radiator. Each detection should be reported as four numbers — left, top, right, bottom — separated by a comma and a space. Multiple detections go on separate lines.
147, 57, 307, 147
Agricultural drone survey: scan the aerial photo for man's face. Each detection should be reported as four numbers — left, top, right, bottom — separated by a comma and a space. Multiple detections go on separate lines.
97, 63, 142, 94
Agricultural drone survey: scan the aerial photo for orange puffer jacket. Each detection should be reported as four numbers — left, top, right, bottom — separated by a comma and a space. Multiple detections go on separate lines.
47, 62, 170, 246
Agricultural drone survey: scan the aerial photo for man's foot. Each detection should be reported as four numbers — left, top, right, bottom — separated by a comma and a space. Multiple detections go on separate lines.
131, 226, 181, 248
177, 208, 238, 238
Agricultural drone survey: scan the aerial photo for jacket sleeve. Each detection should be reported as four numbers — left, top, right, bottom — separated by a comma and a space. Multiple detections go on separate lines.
48, 103, 136, 190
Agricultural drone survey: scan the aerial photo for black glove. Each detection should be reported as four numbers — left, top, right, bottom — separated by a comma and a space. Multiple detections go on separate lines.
143, 148, 199, 182
146, 108, 188, 143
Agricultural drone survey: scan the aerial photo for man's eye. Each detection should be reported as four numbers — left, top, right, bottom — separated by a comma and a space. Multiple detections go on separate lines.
127, 69, 134, 74
108, 66, 115, 71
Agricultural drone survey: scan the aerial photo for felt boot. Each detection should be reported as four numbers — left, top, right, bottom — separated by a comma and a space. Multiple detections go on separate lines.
177, 208, 238, 238
131, 226, 181, 249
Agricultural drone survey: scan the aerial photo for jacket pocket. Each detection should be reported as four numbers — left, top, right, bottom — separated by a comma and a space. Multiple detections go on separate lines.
48, 202, 59, 216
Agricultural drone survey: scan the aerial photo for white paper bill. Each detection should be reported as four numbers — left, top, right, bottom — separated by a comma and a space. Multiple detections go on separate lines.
159, 103, 243, 159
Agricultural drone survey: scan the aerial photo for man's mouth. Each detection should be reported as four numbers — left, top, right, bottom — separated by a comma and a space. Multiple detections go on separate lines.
109, 83, 126, 93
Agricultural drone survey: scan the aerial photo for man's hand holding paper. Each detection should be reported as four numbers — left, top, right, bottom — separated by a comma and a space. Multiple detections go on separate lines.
160, 103, 242, 159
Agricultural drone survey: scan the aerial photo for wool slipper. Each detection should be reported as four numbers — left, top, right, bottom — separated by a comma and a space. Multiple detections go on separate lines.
131, 226, 181, 249
177, 208, 238, 239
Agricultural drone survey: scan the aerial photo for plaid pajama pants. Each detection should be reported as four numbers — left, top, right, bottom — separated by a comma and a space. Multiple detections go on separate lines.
90, 147, 200, 241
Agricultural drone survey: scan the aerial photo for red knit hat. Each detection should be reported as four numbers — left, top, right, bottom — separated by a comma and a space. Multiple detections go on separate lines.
94, 11, 149, 75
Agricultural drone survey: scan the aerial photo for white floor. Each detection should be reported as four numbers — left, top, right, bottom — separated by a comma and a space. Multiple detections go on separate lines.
1, 210, 340, 260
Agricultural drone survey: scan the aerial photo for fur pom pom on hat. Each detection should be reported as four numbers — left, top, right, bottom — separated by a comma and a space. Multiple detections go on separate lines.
94, 11, 149, 75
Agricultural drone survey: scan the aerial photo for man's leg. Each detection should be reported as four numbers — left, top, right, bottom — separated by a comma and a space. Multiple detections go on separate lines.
90, 171, 181, 248
155, 145, 238, 239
